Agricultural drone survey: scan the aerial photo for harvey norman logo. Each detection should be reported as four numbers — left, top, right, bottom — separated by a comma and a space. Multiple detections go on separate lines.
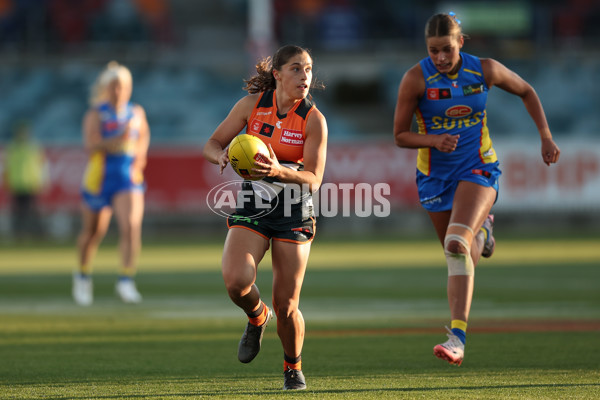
280, 129, 304, 146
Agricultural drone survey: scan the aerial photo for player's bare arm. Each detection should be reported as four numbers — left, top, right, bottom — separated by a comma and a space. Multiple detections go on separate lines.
133, 105, 150, 171
82, 109, 131, 153
203, 94, 258, 171
260, 109, 327, 192
393, 65, 459, 153
482, 58, 560, 165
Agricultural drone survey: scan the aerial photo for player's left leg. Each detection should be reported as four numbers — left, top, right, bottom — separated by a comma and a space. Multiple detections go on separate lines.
272, 239, 310, 390
112, 190, 145, 303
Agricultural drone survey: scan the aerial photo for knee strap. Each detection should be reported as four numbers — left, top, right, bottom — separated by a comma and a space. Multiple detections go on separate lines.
448, 223, 474, 235
444, 234, 475, 276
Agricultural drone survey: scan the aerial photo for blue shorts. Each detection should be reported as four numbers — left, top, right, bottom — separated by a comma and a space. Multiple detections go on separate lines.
416, 162, 501, 212
81, 180, 145, 212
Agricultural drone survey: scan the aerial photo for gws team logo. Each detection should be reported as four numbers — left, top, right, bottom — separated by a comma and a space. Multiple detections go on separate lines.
206, 180, 279, 219
258, 122, 275, 137
249, 119, 275, 138
445, 105, 472, 118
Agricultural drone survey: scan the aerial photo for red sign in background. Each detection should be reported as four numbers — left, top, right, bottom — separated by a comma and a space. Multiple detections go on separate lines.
1, 140, 598, 213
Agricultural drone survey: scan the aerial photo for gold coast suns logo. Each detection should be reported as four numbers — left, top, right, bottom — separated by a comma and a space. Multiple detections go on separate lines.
431, 107, 484, 130
445, 105, 472, 118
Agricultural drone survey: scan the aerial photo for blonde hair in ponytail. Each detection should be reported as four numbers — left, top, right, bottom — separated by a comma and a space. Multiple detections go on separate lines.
89, 61, 133, 106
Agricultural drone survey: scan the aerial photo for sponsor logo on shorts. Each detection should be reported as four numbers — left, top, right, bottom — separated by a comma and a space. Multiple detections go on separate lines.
422, 196, 442, 206
231, 215, 258, 226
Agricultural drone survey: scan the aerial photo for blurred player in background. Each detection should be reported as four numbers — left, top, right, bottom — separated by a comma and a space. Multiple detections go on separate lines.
393, 12, 560, 366
73, 61, 150, 306
203, 45, 327, 390
3, 120, 47, 241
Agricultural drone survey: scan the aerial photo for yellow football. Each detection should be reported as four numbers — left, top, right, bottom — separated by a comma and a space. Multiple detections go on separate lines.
228, 134, 269, 180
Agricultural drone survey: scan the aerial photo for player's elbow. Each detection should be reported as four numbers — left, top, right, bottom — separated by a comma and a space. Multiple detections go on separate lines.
394, 130, 411, 148
202, 139, 221, 164
307, 175, 322, 194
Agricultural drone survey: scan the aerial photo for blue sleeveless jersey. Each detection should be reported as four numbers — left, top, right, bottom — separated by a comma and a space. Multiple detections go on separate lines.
81, 102, 144, 210
416, 52, 498, 179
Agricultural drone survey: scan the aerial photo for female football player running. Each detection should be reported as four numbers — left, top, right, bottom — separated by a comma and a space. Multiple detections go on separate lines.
203, 45, 327, 390
74, 61, 150, 306
393, 13, 560, 366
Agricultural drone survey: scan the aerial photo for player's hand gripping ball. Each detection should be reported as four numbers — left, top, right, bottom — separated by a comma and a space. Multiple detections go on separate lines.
228, 134, 269, 180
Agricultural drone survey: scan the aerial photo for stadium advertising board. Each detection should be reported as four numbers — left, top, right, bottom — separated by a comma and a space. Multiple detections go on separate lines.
0, 140, 598, 214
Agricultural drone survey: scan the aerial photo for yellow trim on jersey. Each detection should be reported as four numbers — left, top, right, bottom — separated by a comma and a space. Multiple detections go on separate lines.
464, 68, 482, 77
479, 114, 498, 164
415, 108, 427, 135
417, 148, 431, 175
83, 152, 105, 194
415, 109, 431, 175
426, 72, 441, 83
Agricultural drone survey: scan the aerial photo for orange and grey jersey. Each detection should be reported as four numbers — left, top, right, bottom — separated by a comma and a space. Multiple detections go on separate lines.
243, 90, 316, 210
416, 52, 498, 179
246, 89, 315, 164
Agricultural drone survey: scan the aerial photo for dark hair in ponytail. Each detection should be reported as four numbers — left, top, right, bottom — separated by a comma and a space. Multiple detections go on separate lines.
243, 45, 324, 94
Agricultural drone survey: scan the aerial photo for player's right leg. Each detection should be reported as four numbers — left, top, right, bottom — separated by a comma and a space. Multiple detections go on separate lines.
271, 239, 311, 390
428, 181, 496, 365
222, 226, 271, 363
74, 205, 112, 306
112, 191, 145, 304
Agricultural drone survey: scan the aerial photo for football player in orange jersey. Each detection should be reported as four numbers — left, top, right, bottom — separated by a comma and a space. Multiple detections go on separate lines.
203, 45, 327, 390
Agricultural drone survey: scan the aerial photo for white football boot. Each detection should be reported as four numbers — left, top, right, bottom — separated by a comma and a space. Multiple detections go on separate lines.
72, 273, 93, 306
115, 278, 143, 304
433, 326, 465, 366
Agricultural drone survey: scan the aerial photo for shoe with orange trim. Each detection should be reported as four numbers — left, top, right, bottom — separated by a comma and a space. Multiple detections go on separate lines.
237, 307, 273, 363
283, 367, 306, 390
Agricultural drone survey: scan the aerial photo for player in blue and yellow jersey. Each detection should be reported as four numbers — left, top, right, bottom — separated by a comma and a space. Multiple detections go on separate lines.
393, 13, 560, 366
73, 62, 150, 306
203, 45, 327, 390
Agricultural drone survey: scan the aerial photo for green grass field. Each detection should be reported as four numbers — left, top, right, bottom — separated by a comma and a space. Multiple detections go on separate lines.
1, 238, 599, 399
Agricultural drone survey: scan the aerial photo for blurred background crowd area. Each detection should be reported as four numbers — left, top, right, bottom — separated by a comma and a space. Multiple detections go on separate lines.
0, 0, 599, 242
0, 0, 599, 146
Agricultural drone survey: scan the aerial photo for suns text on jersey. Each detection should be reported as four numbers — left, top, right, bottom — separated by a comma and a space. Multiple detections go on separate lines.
430, 111, 484, 130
